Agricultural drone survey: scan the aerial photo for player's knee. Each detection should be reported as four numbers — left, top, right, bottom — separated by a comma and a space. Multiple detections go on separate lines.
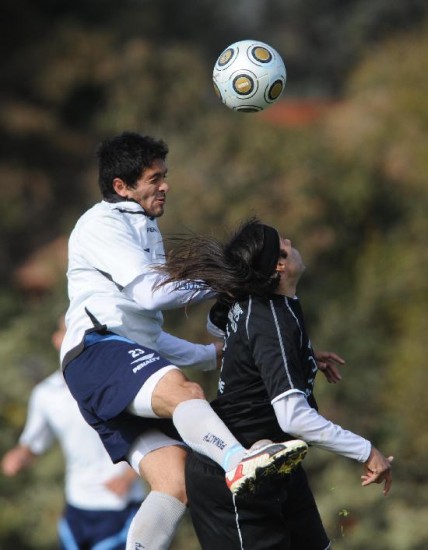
181, 380, 205, 401
165, 380, 205, 416
141, 447, 188, 504
149, 476, 187, 504
166, 481, 187, 505
151, 369, 205, 417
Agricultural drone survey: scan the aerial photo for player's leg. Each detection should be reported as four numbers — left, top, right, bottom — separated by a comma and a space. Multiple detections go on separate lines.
59, 502, 141, 550
130, 366, 308, 495
186, 451, 292, 550
185, 451, 246, 550
283, 466, 331, 550
81, 505, 139, 550
129, 366, 244, 469
58, 504, 88, 549
64, 338, 306, 497
126, 440, 188, 550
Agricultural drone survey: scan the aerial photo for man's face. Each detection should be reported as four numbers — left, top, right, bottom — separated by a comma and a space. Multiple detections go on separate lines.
124, 159, 169, 218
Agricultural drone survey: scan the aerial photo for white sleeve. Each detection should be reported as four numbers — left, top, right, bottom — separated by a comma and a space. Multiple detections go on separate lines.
206, 314, 226, 339
18, 388, 55, 455
156, 331, 217, 371
124, 271, 216, 311
273, 393, 371, 463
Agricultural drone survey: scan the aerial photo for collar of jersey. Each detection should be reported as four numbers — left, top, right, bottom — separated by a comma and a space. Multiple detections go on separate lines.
103, 199, 152, 218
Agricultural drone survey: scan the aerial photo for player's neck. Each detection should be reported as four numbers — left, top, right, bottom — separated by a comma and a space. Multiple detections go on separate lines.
276, 282, 297, 298
275, 272, 299, 297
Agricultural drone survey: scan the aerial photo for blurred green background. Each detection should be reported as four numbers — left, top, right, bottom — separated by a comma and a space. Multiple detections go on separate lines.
1, 0, 428, 548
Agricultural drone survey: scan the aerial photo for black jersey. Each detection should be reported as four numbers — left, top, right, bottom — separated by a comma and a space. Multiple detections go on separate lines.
211, 294, 319, 448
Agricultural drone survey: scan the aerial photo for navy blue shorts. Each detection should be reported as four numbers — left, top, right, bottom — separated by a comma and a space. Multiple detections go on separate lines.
64, 332, 180, 463
58, 501, 140, 550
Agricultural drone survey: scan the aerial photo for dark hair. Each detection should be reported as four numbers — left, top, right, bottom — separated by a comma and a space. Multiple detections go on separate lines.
157, 218, 281, 299
97, 131, 168, 200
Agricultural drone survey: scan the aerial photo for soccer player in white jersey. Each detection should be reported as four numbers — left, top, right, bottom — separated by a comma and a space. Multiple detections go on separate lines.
2, 317, 146, 550
156, 217, 394, 549
60, 132, 307, 550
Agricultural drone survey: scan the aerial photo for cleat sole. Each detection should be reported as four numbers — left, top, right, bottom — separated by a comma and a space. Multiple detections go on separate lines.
232, 443, 308, 497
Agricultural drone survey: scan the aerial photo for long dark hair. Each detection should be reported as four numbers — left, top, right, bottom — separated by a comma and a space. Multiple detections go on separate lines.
157, 218, 281, 299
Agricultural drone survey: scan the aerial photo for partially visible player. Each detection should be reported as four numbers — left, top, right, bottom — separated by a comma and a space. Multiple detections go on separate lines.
1, 317, 146, 550
156, 217, 394, 549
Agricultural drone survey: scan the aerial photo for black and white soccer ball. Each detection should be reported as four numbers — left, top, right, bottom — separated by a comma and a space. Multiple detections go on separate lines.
213, 39, 286, 113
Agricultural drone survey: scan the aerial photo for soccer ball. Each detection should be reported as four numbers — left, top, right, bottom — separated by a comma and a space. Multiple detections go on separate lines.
213, 39, 286, 113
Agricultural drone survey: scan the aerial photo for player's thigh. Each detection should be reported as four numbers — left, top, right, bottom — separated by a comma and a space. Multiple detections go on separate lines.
285, 467, 330, 550
186, 452, 242, 549
139, 444, 188, 503
186, 452, 290, 550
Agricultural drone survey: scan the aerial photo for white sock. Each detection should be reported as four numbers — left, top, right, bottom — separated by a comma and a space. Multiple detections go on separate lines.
172, 399, 245, 471
126, 491, 186, 550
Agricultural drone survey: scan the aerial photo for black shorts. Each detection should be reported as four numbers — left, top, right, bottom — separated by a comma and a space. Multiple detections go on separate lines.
64, 332, 180, 463
186, 452, 330, 550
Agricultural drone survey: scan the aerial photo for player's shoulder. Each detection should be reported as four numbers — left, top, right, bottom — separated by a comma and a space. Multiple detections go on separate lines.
71, 201, 107, 233
283, 295, 303, 317
36, 371, 65, 390
72, 200, 147, 238
76, 201, 122, 224
245, 294, 288, 327
251, 293, 298, 310
248, 293, 280, 313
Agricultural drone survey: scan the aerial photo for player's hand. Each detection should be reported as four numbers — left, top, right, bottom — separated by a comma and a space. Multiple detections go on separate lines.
105, 473, 135, 496
1, 446, 35, 476
315, 350, 345, 383
104, 465, 139, 496
105, 476, 130, 496
361, 447, 394, 496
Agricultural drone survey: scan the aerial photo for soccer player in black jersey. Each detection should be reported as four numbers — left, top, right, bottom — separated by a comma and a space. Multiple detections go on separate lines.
157, 217, 393, 550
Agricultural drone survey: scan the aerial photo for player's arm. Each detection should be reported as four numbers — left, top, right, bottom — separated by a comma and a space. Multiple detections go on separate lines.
16, 387, 55, 456
273, 393, 371, 461
272, 393, 393, 495
248, 303, 393, 495
124, 270, 215, 312
77, 214, 215, 311
1, 445, 37, 476
156, 330, 221, 371
2, 386, 55, 476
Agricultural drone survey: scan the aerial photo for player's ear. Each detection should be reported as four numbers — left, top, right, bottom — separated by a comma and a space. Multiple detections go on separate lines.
113, 178, 129, 198
276, 260, 286, 273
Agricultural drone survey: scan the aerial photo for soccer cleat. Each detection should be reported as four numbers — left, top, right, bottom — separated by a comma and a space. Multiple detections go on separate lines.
225, 439, 308, 496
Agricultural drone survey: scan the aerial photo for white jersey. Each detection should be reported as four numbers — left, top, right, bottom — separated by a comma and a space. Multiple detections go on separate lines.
60, 200, 216, 370
20, 371, 147, 510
